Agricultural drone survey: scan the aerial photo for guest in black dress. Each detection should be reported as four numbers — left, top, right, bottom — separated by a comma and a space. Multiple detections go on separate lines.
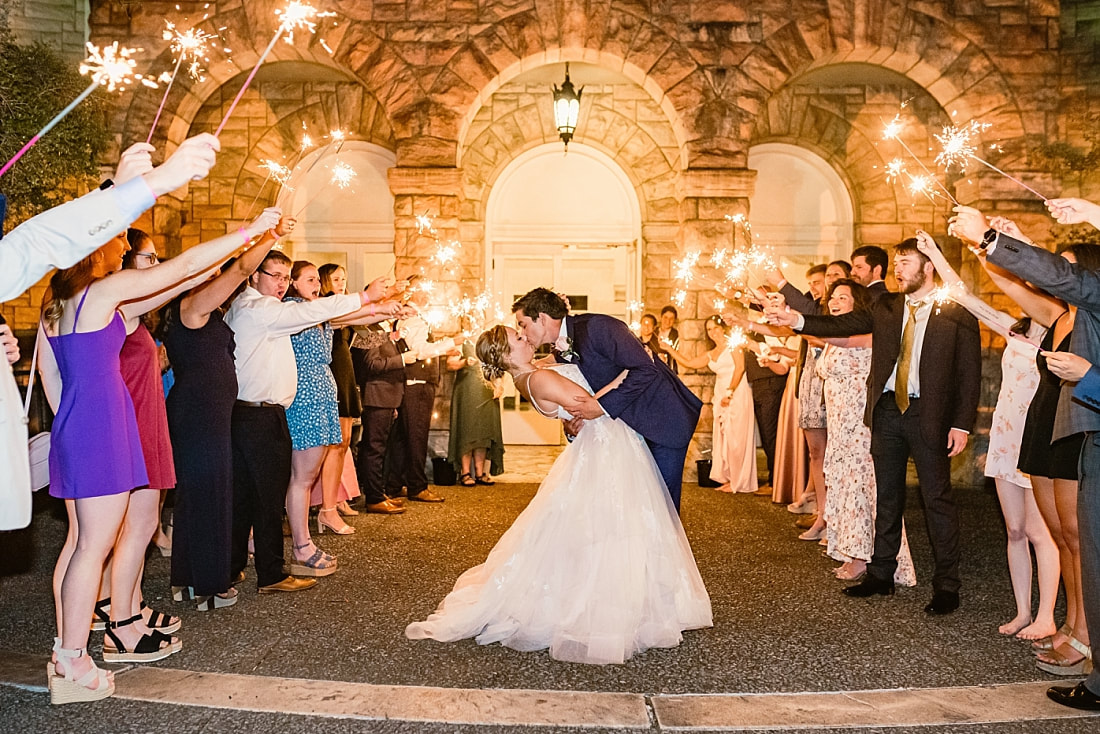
167, 217, 293, 610
314, 264, 364, 526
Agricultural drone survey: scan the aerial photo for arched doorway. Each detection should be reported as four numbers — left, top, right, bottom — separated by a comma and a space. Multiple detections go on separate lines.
486, 142, 642, 443
747, 143, 854, 289
279, 142, 397, 290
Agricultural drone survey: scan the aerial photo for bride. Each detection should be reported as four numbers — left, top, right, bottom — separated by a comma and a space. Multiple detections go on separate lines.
405, 325, 712, 664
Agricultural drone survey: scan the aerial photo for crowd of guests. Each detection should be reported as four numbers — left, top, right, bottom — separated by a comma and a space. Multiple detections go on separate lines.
2, 133, 1099, 711
0, 135, 507, 705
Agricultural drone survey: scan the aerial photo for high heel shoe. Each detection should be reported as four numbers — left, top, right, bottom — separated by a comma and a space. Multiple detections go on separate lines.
196, 587, 238, 612
317, 507, 355, 535
798, 525, 826, 541
172, 585, 194, 603
50, 639, 114, 705
103, 615, 179, 663
1037, 636, 1094, 675
336, 500, 359, 517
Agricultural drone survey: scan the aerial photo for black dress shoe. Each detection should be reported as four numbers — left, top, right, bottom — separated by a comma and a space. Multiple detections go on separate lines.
842, 576, 895, 598
924, 590, 960, 615
1048, 682, 1100, 710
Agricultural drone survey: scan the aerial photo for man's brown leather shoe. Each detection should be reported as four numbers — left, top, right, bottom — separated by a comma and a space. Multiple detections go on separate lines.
363, 500, 405, 514
409, 489, 445, 502
259, 576, 317, 594
385, 496, 406, 507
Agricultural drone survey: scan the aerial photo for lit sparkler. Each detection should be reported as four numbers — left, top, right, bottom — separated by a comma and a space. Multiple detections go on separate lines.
880, 113, 960, 206
1, 42, 153, 179
934, 119, 1048, 201
148, 21, 218, 142
293, 160, 359, 217
214, 2, 335, 138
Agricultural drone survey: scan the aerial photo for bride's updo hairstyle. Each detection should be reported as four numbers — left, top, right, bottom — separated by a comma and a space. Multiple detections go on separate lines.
477, 325, 511, 382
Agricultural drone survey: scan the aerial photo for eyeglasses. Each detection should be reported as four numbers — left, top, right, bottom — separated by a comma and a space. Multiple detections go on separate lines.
135, 252, 158, 265
258, 268, 291, 283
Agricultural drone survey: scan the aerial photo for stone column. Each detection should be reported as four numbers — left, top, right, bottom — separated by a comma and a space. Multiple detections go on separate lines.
387, 167, 466, 288
673, 167, 757, 476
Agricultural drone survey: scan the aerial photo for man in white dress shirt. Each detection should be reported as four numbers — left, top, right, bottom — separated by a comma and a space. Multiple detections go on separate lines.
0, 134, 219, 530
224, 250, 379, 593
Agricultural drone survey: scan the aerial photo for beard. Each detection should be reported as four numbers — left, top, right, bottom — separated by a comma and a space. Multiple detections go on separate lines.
897, 274, 927, 295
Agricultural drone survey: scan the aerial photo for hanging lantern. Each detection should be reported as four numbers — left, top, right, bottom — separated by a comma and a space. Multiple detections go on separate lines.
551, 63, 583, 151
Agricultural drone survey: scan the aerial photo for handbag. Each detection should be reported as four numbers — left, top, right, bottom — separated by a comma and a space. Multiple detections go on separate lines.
24, 329, 50, 491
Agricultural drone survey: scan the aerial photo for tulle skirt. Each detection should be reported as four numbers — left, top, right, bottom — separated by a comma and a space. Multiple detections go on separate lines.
406, 415, 712, 664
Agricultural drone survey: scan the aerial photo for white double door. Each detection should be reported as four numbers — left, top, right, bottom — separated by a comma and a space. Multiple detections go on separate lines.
492, 242, 637, 445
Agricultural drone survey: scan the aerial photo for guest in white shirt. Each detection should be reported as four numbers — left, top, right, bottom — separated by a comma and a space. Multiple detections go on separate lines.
224, 250, 393, 593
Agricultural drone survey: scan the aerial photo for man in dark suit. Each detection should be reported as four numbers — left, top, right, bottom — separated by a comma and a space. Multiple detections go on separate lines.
768, 235, 981, 615
351, 323, 409, 514
851, 245, 890, 301
513, 288, 702, 511
658, 305, 680, 375
952, 202, 1100, 710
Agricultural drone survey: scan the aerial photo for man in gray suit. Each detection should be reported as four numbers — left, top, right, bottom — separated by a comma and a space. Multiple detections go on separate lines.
951, 202, 1100, 711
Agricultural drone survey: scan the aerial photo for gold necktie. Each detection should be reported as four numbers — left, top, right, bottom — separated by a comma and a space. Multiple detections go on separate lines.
895, 302, 920, 413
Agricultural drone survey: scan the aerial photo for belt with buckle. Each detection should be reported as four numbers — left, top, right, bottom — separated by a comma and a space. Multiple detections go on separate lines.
235, 400, 283, 409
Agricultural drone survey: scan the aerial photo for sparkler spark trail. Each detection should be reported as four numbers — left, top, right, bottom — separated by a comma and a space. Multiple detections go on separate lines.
1, 42, 150, 179
880, 113, 960, 206
147, 20, 218, 142
933, 119, 1048, 200
885, 158, 907, 184
330, 161, 356, 189
214, 2, 334, 137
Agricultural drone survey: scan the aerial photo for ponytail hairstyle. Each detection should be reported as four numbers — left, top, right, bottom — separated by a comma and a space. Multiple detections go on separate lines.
476, 325, 511, 382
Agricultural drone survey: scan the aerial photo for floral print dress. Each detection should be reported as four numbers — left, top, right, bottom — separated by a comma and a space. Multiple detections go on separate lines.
818, 344, 916, 586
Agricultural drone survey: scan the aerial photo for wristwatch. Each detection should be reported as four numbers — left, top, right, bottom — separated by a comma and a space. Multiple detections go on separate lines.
978, 228, 997, 251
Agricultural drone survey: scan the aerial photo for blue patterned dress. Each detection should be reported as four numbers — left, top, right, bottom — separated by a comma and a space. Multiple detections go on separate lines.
284, 297, 343, 451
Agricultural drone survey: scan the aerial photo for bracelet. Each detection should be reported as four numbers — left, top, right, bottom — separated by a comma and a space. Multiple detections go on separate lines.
237, 227, 251, 246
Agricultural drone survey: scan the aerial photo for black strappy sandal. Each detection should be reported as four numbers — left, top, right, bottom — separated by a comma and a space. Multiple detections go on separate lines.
141, 601, 182, 634
90, 598, 110, 632
459, 472, 476, 486
102, 615, 179, 663
475, 474, 495, 486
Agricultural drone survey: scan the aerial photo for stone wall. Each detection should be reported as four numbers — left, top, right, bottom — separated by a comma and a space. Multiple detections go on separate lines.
3, 0, 87, 59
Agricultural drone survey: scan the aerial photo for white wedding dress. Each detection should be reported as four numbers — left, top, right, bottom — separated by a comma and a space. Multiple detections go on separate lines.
406, 364, 712, 664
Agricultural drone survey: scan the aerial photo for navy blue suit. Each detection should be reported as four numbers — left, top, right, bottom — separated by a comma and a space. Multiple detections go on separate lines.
565, 313, 703, 511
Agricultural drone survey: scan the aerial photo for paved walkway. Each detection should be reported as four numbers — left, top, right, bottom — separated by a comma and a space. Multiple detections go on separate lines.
0, 454, 1097, 732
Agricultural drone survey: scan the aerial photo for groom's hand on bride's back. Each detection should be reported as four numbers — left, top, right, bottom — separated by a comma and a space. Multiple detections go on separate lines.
563, 416, 584, 438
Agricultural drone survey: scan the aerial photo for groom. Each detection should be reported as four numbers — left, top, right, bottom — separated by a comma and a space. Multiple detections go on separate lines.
512, 288, 703, 511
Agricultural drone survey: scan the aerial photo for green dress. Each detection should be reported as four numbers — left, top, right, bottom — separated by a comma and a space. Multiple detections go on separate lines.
448, 341, 504, 475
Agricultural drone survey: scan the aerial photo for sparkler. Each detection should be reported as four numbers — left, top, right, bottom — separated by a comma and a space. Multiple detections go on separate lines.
147, 20, 218, 142
934, 120, 1048, 201
213, 1, 335, 138
881, 113, 960, 206
293, 160, 358, 217
0, 42, 155, 180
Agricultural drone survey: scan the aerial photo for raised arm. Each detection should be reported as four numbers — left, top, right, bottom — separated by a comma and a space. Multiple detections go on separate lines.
179, 213, 294, 327
662, 342, 713, 371
97, 208, 281, 310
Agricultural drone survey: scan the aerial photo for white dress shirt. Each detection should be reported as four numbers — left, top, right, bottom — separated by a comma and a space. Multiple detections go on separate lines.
884, 296, 933, 398
225, 288, 361, 407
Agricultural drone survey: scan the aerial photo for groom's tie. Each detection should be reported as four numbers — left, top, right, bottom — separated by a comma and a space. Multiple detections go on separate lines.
895, 301, 920, 413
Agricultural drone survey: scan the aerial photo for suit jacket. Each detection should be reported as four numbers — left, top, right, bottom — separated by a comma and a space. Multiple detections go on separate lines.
989, 234, 1100, 438
866, 280, 889, 302
1074, 366, 1100, 414
799, 295, 981, 446
566, 313, 702, 448
779, 282, 821, 316
352, 324, 405, 409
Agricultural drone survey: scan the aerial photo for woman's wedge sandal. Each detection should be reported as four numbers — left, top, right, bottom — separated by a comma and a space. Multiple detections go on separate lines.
49, 638, 114, 705
102, 614, 179, 663
140, 601, 182, 634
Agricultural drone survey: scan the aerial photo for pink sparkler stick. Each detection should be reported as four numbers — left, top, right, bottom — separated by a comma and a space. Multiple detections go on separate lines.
213, 29, 284, 138
146, 56, 184, 144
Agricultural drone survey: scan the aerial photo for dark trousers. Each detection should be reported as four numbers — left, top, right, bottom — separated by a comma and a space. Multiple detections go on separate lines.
1079, 434, 1100, 695
648, 440, 688, 514
868, 394, 961, 593
750, 375, 786, 485
359, 405, 397, 505
386, 381, 435, 497
230, 404, 291, 588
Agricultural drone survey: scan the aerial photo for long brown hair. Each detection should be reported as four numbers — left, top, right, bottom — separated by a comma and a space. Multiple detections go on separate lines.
284, 260, 316, 300
318, 263, 344, 297
42, 252, 99, 327
476, 325, 511, 381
